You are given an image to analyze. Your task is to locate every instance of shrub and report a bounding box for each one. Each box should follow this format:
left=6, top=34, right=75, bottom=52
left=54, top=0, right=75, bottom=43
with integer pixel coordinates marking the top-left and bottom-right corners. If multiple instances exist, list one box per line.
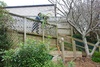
left=73, top=34, right=82, bottom=40
left=0, top=1, right=13, bottom=66
left=3, top=39, right=53, bottom=67
left=68, top=61, right=75, bottom=67
left=64, top=42, right=73, bottom=51
left=92, top=51, right=100, bottom=63
left=43, top=60, right=65, bottom=67
left=73, top=34, right=97, bottom=43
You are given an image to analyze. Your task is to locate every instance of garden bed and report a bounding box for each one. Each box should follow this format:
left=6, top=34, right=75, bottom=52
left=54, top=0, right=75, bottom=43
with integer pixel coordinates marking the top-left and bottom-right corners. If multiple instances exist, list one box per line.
left=65, top=57, right=100, bottom=67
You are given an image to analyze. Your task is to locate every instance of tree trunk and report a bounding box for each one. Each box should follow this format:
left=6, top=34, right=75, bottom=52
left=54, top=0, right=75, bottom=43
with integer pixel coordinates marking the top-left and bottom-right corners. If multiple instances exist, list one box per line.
left=90, top=41, right=100, bottom=56
left=82, top=35, right=90, bottom=57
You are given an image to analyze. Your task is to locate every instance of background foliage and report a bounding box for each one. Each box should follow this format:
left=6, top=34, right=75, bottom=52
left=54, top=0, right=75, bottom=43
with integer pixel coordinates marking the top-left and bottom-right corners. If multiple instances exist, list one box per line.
left=3, top=39, right=54, bottom=67
left=0, top=1, right=13, bottom=66
left=92, top=51, right=100, bottom=63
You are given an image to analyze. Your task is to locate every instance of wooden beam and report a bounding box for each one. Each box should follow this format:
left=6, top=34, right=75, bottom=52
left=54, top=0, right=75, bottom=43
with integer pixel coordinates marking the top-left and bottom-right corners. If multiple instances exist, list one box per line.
left=9, top=12, right=57, bottom=27
left=66, top=36, right=99, bottom=47
left=7, top=29, right=57, bottom=39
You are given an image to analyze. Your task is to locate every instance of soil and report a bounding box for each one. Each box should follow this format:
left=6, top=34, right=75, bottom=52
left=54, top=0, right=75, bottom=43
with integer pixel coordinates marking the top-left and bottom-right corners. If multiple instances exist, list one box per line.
left=65, top=57, right=100, bottom=67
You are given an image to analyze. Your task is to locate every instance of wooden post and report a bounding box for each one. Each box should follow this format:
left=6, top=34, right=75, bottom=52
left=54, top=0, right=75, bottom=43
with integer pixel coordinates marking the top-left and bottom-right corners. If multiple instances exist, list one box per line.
left=99, top=46, right=100, bottom=52
left=71, top=26, right=77, bottom=58
left=42, top=20, right=45, bottom=42
left=71, top=26, right=73, bottom=37
left=56, top=25, right=58, bottom=45
left=72, top=40, right=77, bottom=58
left=42, top=26, right=44, bottom=42
left=61, top=37, right=65, bottom=63
left=54, top=3, right=57, bottom=17
left=24, top=17, right=26, bottom=45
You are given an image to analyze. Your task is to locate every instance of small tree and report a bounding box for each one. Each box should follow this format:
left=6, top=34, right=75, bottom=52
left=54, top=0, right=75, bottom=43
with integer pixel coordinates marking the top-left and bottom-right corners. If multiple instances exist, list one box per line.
left=48, top=0, right=100, bottom=57
left=0, top=1, right=12, bottom=66
left=0, top=1, right=12, bottom=50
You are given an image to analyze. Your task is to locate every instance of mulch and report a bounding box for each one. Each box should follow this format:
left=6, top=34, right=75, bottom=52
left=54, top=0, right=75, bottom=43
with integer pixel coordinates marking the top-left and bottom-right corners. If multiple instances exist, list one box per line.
left=65, top=57, right=100, bottom=67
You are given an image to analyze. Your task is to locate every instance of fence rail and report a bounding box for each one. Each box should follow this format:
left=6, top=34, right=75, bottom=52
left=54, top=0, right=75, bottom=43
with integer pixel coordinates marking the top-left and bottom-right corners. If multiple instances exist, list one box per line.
left=1, top=12, right=58, bottom=46
left=66, top=36, right=100, bottom=52
left=10, top=13, right=57, bottom=37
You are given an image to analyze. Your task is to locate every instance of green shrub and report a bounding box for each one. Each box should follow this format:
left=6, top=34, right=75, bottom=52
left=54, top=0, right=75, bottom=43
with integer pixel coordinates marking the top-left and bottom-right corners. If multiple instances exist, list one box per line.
left=64, top=42, right=73, bottom=51
left=43, top=60, right=65, bottom=67
left=68, top=61, right=75, bottom=67
left=73, top=34, right=82, bottom=40
left=0, top=1, right=13, bottom=66
left=92, top=52, right=100, bottom=63
left=73, top=34, right=97, bottom=43
left=3, top=39, right=53, bottom=67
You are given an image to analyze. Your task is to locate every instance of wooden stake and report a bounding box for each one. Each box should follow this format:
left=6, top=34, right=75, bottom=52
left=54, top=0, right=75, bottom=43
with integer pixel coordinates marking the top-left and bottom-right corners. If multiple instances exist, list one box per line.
left=99, top=46, right=100, bottom=52
left=24, top=17, right=26, bottom=45
left=61, top=37, right=65, bottom=63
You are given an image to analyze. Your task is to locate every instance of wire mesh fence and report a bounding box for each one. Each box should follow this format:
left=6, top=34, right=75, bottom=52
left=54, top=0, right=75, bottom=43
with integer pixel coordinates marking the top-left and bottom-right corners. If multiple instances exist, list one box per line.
left=3, top=13, right=57, bottom=46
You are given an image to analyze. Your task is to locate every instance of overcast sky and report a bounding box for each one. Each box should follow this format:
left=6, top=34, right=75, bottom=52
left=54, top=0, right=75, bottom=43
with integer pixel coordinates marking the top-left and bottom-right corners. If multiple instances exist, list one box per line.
left=1, top=0, right=51, bottom=6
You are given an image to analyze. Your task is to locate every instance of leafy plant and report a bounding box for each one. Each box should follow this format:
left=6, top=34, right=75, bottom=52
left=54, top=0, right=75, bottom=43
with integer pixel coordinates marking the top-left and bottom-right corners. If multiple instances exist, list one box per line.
left=64, top=42, right=73, bottom=51
left=92, top=51, right=100, bottom=63
left=73, top=34, right=97, bottom=44
left=0, top=1, right=13, bottom=66
left=73, top=34, right=82, bottom=40
left=68, top=61, right=75, bottom=67
left=0, top=1, right=10, bottom=50
left=3, top=39, right=53, bottom=67
left=43, top=59, right=65, bottom=67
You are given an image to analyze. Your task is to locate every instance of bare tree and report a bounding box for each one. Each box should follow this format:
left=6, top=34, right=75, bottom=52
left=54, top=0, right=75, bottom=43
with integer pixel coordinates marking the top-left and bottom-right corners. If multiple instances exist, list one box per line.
left=48, top=0, right=74, bottom=17
left=48, top=0, right=100, bottom=57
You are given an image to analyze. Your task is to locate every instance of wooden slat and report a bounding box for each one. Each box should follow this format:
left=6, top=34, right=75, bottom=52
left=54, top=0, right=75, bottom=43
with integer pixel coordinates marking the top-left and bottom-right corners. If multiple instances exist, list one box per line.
left=76, top=45, right=85, bottom=49
left=66, top=36, right=99, bottom=47
left=7, top=29, right=57, bottom=39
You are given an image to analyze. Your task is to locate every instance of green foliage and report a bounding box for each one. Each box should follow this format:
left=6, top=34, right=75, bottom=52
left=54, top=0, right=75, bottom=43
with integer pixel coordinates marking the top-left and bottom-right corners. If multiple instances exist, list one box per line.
left=68, top=61, right=75, bottom=67
left=92, top=51, right=100, bottom=63
left=43, top=60, right=65, bottom=67
left=73, top=34, right=82, bottom=40
left=41, top=13, right=49, bottom=28
left=0, top=1, right=12, bottom=66
left=0, top=1, right=12, bottom=50
left=64, top=42, right=73, bottom=51
left=3, top=39, right=53, bottom=67
left=0, top=1, right=7, bottom=7
left=2, top=49, right=14, bottom=67
left=73, top=34, right=97, bottom=43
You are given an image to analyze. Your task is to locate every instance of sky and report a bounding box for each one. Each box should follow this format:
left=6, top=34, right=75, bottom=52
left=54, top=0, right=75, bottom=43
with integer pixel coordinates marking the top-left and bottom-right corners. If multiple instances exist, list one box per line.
left=1, top=0, right=51, bottom=6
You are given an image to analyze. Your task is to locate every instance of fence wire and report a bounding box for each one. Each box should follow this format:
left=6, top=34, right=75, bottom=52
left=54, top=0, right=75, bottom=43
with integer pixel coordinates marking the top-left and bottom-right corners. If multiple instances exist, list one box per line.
left=3, top=13, right=57, bottom=46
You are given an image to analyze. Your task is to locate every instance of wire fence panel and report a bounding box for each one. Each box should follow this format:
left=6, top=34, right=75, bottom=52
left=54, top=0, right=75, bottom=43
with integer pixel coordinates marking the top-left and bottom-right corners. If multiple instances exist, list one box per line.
left=9, top=13, right=57, bottom=36
left=44, top=24, right=57, bottom=37
left=0, top=19, right=20, bottom=49
left=4, top=13, right=57, bottom=46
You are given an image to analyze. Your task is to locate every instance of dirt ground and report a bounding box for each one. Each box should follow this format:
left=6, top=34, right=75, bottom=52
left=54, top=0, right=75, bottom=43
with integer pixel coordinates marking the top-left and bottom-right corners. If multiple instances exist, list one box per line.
left=65, top=57, right=100, bottom=67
